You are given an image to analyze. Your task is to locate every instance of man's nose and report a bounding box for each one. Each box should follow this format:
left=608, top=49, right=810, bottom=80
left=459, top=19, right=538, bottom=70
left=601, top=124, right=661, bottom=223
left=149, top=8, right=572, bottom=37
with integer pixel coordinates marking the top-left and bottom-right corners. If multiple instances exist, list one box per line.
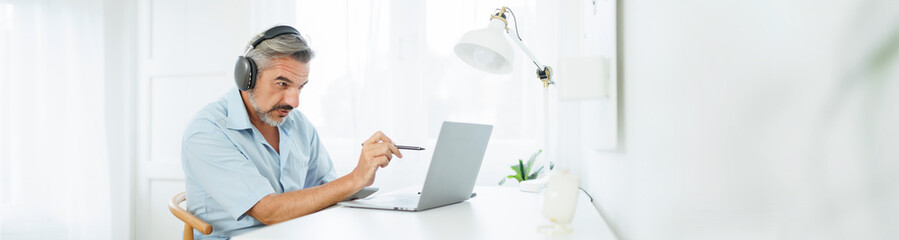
left=284, top=89, right=300, bottom=108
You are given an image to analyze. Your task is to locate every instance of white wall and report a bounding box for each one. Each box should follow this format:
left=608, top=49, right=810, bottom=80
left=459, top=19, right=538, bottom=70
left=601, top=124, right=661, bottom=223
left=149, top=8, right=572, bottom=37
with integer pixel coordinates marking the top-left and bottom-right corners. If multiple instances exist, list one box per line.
left=574, top=0, right=899, bottom=239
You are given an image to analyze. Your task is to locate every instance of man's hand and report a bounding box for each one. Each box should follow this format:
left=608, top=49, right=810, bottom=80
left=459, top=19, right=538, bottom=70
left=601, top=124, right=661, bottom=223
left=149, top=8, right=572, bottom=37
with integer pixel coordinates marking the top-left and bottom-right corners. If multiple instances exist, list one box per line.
left=352, top=131, right=403, bottom=187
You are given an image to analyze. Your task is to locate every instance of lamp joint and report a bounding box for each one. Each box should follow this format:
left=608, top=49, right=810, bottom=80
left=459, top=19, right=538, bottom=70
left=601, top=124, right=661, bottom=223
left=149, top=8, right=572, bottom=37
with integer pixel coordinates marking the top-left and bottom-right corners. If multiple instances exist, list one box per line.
left=538, top=66, right=554, bottom=88
left=491, top=6, right=510, bottom=31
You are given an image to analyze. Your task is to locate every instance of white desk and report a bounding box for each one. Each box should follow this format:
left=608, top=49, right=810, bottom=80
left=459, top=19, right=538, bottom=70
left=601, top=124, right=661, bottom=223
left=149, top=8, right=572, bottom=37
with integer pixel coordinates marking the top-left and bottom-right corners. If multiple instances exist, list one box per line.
left=233, top=186, right=617, bottom=240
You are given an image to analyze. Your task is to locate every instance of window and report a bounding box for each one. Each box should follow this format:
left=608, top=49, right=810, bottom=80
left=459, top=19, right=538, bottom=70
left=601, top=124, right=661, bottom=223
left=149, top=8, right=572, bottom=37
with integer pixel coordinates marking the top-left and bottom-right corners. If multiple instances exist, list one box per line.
left=294, top=0, right=548, bottom=189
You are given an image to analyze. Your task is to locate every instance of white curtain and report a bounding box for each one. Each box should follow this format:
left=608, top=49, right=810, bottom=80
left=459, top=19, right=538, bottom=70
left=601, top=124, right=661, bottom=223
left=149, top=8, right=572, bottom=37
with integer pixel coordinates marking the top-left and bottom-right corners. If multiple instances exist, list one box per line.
left=293, top=0, right=550, bottom=190
left=0, top=0, right=112, bottom=239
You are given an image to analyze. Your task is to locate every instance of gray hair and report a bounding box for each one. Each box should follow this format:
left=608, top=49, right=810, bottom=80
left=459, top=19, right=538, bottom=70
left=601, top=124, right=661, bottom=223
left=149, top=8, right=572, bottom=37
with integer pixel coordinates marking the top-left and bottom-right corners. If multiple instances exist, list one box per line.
left=246, top=33, right=314, bottom=72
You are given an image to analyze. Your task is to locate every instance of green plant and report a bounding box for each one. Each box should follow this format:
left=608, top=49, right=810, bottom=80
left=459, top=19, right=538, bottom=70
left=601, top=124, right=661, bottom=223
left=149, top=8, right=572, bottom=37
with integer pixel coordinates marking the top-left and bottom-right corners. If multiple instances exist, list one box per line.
left=498, top=149, right=553, bottom=185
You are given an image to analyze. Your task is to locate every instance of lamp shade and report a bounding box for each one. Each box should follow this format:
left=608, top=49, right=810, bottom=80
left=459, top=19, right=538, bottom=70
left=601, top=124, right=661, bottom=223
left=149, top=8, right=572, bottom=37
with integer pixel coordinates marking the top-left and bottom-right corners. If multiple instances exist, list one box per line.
left=454, top=18, right=515, bottom=74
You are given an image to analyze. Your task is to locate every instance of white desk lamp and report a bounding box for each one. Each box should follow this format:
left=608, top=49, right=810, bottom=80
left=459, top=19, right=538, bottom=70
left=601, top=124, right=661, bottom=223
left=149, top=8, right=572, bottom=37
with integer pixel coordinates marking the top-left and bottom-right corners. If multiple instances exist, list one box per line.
left=454, top=6, right=553, bottom=88
left=455, top=6, right=556, bottom=179
left=454, top=6, right=580, bottom=235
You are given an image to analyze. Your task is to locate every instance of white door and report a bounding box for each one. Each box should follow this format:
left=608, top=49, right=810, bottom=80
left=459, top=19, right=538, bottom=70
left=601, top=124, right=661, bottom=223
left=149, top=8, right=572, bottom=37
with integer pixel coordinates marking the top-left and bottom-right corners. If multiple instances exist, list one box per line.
left=134, top=0, right=294, bottom=239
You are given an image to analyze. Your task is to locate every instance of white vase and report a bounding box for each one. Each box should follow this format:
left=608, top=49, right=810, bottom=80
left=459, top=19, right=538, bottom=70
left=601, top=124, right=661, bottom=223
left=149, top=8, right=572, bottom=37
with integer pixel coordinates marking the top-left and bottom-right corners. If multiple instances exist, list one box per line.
left=539, top=171, right=580, bottom=235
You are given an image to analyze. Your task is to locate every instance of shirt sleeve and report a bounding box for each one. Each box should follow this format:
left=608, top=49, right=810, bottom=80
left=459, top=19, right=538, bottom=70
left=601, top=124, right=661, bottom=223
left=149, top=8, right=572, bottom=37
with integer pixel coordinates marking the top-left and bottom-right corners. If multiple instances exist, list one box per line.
left=305, top=124, right=337, bottom=187
left=182, top=124, right=275, bottom=221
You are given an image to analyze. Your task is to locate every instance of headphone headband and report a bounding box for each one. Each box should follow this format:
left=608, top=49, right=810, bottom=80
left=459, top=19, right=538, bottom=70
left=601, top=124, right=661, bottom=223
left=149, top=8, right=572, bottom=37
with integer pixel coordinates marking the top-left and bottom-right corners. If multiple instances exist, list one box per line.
left=250, top=25, right=301, bottom=49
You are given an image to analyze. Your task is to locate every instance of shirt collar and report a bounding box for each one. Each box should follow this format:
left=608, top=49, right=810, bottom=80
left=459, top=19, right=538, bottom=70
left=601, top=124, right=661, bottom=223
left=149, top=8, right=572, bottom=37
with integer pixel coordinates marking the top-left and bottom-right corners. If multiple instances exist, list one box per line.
left=226, top=88, right=253, bottom=130
left=225, top=87, right=296, bottom=131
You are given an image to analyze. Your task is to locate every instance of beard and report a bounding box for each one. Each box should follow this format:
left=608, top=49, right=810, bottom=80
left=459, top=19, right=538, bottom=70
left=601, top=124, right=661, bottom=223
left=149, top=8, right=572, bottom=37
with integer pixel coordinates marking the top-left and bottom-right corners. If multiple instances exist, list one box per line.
left=247, top=90, right=294, bottom=127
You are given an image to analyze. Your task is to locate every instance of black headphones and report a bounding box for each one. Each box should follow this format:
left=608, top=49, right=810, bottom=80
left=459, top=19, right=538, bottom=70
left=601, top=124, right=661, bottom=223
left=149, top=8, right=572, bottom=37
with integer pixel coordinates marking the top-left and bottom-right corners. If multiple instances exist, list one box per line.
left=234, top=25, right=302, bottom=91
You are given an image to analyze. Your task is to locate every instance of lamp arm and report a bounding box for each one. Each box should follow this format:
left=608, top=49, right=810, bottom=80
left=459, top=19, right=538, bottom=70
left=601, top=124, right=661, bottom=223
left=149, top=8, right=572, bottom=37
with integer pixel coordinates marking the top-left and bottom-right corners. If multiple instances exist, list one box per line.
left=507, top=29, right=555, bottom=88
left=493, top=6, right=554, bottom=88
left=507, top=28, right=544, bottom=70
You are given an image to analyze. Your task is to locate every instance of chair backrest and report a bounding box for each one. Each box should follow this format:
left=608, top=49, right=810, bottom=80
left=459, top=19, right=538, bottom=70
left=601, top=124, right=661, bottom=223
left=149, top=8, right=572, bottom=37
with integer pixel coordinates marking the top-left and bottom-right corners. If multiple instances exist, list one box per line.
left=169, top=192, right=213, bottom=240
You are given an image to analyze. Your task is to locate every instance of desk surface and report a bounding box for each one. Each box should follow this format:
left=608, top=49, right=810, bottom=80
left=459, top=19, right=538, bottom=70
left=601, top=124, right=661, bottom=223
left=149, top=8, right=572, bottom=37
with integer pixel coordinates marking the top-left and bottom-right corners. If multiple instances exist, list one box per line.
left=233, top=186, right=617, bottom=240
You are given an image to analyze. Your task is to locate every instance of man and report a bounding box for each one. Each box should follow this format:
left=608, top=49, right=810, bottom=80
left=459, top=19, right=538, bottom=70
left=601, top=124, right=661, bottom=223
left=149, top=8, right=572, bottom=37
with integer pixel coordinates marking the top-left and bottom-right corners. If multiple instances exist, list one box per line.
left=181, top=26, right=401, bottom=239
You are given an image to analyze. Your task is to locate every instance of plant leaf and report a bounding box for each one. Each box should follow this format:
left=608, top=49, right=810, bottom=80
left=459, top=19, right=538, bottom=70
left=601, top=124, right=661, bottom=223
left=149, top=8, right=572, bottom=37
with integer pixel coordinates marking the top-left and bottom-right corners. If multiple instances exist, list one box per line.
left=509, top=164, right=523, bottom=179
left=526, top=150, right=542, bottom=167
left=507, top=174, right=523, bottom=182
left=549, top=161, right=555, bottom=170
left=518, top=160, right=527, bottom=182
left=529, top=149, right=543, bottom=162
left=498, top=177, right=506, bottom=185
left=527, top=166, right=544, bottom=180
left=525, top=149, right=542, bottom=175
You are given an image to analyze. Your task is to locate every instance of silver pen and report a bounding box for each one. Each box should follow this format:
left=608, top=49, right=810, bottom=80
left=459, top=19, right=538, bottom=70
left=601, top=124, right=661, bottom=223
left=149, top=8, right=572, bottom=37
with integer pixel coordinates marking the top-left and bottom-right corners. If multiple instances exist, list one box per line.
left=360, top=143, right=425, bottom=151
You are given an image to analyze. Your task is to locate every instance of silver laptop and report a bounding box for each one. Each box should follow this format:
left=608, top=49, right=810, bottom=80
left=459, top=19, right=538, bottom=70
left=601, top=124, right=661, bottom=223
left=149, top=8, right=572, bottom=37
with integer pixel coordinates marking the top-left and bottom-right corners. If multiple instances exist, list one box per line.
left=338, top=121, right=493, bottom=211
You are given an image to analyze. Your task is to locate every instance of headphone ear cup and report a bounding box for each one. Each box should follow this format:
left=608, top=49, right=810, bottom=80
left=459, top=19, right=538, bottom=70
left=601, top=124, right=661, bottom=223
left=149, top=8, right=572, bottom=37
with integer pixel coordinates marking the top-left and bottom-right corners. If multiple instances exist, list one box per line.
left=234, top=56, right=256, bottom=91
left=246, top=57, right=257, bottom=90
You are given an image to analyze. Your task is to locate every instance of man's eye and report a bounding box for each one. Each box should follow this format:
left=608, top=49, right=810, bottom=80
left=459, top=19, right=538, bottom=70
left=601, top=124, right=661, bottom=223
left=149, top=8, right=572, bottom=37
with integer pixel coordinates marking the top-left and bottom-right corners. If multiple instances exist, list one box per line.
left=277, top=82, right=288, bottom=87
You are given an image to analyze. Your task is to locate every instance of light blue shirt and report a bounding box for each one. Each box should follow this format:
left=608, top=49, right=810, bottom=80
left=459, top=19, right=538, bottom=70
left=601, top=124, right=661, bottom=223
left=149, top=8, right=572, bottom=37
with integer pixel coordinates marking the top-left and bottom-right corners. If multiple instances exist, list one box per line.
left=181, top=88, right=337, bottom=239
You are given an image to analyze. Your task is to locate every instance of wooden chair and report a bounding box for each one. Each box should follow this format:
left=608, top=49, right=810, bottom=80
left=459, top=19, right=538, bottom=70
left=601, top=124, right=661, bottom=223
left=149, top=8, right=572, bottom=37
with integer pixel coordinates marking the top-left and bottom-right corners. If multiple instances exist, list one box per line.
left=169, top=192, right=213, bottom=240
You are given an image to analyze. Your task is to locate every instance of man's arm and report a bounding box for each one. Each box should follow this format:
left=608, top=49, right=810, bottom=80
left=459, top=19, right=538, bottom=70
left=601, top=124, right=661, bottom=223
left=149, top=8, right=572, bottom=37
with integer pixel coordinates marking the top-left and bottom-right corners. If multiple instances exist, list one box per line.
left=246, top=172, right=361, bottom=225
left=246, top=131, right=402, bottom=225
